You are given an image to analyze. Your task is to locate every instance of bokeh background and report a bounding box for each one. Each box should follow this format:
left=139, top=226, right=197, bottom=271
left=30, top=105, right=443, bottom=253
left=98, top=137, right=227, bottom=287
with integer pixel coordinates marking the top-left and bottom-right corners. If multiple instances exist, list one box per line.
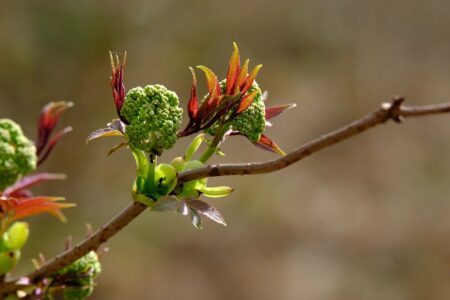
left=1, top=1, right=450, bottom=299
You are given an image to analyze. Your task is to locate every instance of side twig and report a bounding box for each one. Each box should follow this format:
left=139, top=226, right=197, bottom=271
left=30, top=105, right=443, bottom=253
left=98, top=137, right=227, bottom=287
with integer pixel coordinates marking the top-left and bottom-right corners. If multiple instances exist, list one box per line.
left=2, top=97, right=450, bottom=295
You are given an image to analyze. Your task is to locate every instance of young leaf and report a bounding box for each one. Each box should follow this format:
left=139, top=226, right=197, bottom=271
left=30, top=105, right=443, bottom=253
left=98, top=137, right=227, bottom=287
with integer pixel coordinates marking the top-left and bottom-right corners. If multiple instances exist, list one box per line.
left=188, top=200, right=227, bottom=227
left=176, top=201, right=189, bottom=216
left=86, top=127, right=124, bottom=144
left=253, top=134, right=286, bottom=156
left=235, top=59, right=249, bottom=93
left=265, top=103, right=297, bottom=120
left=152, top=196, right=179, bottom=212
left=226, top=42, right=241, bottom=95
left=237, top=90, right=259, bottom=114
left=3, top=173, right=66, bottom=197
left=187, top=67, right=199, bottom=120
left=185, top=134, right=204, bottom=161
left=241, top=64, right=262, bottom=95
left=189, top=208, right=203, bottom=229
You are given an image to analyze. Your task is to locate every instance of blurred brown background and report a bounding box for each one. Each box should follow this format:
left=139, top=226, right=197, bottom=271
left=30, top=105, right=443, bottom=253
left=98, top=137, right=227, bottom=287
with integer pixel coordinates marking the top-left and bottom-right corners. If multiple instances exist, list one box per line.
left=1, top=1, right=450, bottom=299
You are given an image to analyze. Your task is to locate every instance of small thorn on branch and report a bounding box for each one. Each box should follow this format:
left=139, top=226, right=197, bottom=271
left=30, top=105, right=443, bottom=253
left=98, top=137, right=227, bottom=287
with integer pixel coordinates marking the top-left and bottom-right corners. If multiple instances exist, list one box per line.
left=381, top=96, right=404, bottom=123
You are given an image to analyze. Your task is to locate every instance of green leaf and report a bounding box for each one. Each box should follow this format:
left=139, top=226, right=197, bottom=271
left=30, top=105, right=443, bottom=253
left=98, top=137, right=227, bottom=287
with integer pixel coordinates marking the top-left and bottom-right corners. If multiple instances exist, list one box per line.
left=185, top=134, right=205, bottom=161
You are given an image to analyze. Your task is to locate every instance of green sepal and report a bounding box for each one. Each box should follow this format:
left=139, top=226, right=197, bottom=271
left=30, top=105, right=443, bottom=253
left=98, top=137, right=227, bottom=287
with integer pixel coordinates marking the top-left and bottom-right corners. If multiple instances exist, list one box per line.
left=170, top=156, right=186, bottom=172
left=0, top=249, right=21, bottom=275
left=199, top=186, right=234, bottom=198
left=132, top=178, right=154, bottom=206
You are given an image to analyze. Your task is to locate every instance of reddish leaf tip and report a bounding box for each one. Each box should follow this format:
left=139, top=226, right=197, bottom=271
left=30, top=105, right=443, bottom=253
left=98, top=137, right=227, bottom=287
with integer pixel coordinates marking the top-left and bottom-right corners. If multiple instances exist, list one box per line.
left=196, top=65, right=220, bottom=97
left=237, top=90, right=259, bottom=114
left=254, top=134, right=286, bottom=156
left=265, top=103, right=297, bottom=120
left=226, top=42, right=241, bottom=95
left=241, top=64, right=263, bottom=95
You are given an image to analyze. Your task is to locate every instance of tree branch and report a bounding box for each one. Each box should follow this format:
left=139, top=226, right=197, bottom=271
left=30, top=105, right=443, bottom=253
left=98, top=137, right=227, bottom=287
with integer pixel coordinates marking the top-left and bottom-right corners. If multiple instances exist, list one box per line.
left=178, top=97, right=450, bottom=181
left=3, top=97, right=450, bottom=295
left=2, top=201, right=147, bottom=294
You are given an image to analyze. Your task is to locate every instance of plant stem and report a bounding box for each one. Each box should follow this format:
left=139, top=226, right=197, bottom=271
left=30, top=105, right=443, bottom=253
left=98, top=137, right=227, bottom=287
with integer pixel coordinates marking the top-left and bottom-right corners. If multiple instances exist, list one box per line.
left=199, top=123, right=229, bottom=163
left=144, top=154, right=157, bottom=193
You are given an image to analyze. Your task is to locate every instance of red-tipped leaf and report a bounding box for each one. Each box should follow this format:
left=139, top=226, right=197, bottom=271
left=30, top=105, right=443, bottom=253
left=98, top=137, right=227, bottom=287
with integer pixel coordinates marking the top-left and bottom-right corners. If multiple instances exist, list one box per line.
left=241, top=64, right=262, bottom=95
left=253, top=134, right=286, bottom=156
left=226, top=42, right=240, bottom=95
left=3, top=173, right=66, bottom=197
left=37, top=126, right=73, bottom=166
left=86, top=126, right=124, bottom=144
left=110, top=51, right=127, bottom=122
left=237, top=90, right=259, bottom=114
left=36, top=101, right=73, bottom=156
left=235, top=59, right=249, bottom=94
left=0, top=196, right=75, bottom=223
left=188, top=67, right=199, bottom=119
left=197, top=65, right=221, bottom=100
left=265, top=103, right=297, bottom=120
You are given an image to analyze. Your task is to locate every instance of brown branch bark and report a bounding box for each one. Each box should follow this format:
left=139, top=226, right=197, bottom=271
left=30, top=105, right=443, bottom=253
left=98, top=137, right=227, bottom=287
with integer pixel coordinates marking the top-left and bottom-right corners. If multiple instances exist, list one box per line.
left=178, top=98, right=450, bottom=181
left=2, top=97, right=450, bottom=295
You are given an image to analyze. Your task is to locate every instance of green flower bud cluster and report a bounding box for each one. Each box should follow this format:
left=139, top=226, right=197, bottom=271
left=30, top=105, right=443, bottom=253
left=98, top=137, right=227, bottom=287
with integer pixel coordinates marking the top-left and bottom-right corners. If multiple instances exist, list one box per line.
left=230, top=82, right=265, bottom=141
left=204, top=81, right=266, bottom=141
left=120, top=85, right=183, bottom=155
left=0, top=119, right=37, bottom=191
left=55, top=251, right=102, bottom=300
left=0, top=222, right=30, bottom=275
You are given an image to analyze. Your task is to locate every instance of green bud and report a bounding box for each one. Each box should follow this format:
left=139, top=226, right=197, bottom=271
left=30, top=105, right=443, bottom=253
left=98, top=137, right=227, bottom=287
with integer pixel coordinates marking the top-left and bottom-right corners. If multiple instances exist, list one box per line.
left=0, top=250, right=20, bottom=275
left=170, top=156, right=186, bottom=172
left=4, top=222, right=29, bottom=250
left=153, top=164, right=178, bottom=198
left=132, top=177, right=153, bottom=206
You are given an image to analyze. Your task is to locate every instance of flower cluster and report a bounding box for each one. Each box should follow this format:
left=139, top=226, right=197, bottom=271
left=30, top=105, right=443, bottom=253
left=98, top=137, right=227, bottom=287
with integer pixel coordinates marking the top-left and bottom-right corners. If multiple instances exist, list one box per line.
left=0, top=102, right=74, bottom=276
left=179, top=43, right=295, bottom=156
left=0, top=119, right=37, bottom=191
left=89, top=43, right=295, bottom=229
left=121, top=85, right=183, bottom=155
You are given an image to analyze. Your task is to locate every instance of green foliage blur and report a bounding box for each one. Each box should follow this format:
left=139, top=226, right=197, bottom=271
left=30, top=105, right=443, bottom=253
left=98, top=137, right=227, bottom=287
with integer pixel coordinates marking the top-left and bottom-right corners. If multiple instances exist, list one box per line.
left=1, top=1, right=450, bottom=299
